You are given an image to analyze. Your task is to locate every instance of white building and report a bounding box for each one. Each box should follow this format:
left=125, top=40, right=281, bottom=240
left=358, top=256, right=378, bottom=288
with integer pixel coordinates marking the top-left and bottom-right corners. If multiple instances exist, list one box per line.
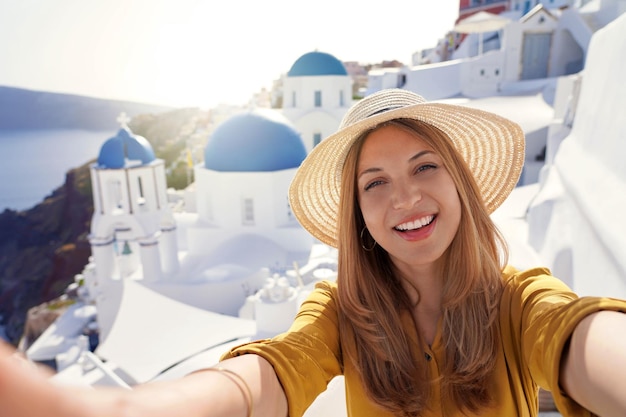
left=281, top=50, right=353, bottom=152
left=90, top=108, right=319, bottom=334
left=88, top=125, right=179, bottom=338
left=513, top=10, right=626, bottom=297
left=368, top=2, right=625, bottom=99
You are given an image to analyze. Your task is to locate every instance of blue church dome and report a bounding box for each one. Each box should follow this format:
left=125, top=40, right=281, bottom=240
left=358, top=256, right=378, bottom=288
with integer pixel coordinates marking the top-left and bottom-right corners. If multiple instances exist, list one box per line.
left=287, top=51, right=348, bottom=77
left=204, top=109, right=307, bottom=172
left=97, top=127, right=156, bottom=169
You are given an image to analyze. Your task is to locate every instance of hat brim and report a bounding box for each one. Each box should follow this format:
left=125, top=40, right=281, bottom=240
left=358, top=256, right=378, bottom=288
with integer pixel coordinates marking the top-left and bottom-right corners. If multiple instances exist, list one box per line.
left=289, top=101, right=525, bottom=248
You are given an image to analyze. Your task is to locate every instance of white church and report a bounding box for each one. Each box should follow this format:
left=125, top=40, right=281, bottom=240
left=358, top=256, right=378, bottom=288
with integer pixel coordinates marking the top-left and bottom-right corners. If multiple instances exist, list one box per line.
left=281, top=51, right=353, bottom=152
left=73, top=50, right=351, bottom=346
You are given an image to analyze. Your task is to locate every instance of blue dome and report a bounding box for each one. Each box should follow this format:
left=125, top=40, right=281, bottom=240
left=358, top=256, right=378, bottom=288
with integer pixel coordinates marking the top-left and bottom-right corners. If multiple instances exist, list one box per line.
left=287, top=51, right=347, bottom=77
left=204, top=109, right=306, bottom=172
left=97, top=127, right=155, bottom=168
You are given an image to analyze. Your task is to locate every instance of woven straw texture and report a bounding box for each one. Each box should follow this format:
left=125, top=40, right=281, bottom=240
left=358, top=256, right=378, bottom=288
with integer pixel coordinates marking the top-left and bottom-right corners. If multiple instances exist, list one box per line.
left=289, top=89, right=525, bottom=247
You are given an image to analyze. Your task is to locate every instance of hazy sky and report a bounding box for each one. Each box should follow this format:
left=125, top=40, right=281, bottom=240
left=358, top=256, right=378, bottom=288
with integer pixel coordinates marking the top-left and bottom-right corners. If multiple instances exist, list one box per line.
left=1, top=0, right=460, bottom=108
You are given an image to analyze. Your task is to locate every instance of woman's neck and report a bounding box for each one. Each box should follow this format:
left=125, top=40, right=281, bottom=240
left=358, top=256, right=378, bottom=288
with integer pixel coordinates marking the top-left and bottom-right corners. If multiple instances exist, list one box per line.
left=396, top=262, right=443, bottom=310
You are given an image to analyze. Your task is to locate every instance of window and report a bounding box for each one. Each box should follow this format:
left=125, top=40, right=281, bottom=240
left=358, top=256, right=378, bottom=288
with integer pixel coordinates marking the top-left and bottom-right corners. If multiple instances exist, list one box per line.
left=242, top=198, right=255, bottom=225
left=339, top=90, right=345, bottom=107
left=313, top=133, right=322, bottom=147
left=523, top=0, right=531, bottom=14
left=137, top=177, right=146, bottom=206
left=286, top=197, right=294, bottom=220
left=314, top=90, right=322, bottom=107
left=398, top=74, right=407, bottom=88
left=111, top=179, right=123, bottom=210
left=292, top=91, right=296, bottom=107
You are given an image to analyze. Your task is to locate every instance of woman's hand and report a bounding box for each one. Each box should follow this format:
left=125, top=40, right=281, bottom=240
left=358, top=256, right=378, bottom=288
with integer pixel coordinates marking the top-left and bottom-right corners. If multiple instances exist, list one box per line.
left=0, top=341, right=84, bottom=417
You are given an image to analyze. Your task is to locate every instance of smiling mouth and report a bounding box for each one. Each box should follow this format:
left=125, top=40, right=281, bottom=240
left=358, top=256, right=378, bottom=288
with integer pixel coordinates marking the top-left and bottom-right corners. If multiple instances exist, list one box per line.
left=394, top=215, right=435, bottom=232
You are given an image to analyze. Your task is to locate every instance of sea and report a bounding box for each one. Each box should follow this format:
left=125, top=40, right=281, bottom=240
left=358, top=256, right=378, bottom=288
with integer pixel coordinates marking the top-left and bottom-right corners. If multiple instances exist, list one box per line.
left=0, top=129, right=114, bottom=212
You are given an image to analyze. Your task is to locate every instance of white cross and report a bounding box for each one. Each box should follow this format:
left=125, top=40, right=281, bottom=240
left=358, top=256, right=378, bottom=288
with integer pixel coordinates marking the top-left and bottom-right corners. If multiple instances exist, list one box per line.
left=116, top=112, right=131, bottom=128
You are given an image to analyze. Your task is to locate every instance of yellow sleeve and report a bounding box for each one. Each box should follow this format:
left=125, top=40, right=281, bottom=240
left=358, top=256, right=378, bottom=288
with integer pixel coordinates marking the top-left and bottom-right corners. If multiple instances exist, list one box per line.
left=220, top=280, right=343, bottom=417
left=500, top=266, right=626, bottom=417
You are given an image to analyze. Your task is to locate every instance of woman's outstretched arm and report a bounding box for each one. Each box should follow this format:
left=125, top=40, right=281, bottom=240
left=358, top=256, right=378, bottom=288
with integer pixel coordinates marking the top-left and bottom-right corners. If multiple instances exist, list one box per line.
left=0, top=341, right=288, bottom=417
left=560, top=310, right=626, bottom=417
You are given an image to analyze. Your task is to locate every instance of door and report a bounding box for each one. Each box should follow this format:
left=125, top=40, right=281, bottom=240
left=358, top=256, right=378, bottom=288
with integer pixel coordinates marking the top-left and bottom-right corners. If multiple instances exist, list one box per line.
left=520, top=32, right=551, bottom=80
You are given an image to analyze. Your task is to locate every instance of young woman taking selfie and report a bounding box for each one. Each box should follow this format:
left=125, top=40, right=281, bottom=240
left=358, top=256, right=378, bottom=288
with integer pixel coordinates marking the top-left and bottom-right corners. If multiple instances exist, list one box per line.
left=2, top=88, right=626, bottom=417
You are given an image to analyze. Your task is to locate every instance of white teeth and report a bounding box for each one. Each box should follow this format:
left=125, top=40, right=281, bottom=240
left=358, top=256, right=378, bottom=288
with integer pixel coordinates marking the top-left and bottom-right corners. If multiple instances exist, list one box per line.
left=395, top=215, right=434, bottom=231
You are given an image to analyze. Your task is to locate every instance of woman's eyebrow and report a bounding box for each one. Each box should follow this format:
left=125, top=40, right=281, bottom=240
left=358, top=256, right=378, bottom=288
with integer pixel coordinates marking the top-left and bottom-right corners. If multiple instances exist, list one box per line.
left=357, top=166, right=382, bottom=181
left=408, top=150, right=434, bottom=163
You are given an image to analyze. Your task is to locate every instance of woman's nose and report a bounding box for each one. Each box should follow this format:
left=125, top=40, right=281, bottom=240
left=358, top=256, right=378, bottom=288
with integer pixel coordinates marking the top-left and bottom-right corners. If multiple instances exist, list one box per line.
left=391, top=181, right=422, bottom=209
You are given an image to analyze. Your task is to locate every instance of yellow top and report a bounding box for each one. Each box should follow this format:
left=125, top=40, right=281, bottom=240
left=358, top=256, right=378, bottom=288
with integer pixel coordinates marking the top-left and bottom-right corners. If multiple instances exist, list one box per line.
left=222, top=266, right=626, bottom=416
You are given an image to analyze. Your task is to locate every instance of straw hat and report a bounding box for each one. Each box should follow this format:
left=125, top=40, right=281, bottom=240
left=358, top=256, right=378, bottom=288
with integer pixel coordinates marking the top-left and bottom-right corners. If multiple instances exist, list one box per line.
left=288, top=88, right=525, bottom=248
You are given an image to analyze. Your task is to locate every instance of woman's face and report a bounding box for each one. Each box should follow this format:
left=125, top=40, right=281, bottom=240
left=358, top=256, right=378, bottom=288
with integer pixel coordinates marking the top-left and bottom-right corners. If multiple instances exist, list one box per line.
left=356, top=124, right=462, bottom=274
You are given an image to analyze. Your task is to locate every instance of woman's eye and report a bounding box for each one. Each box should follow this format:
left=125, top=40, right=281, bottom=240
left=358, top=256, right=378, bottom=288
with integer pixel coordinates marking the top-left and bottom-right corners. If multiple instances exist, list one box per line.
left=364, top=180, right=384, bottom=191
left=416, top=163, right=437, bottom=173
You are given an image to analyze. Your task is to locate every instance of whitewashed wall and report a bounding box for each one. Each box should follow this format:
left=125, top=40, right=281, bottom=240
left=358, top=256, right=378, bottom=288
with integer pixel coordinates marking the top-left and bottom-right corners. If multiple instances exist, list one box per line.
left=527, top=12, right=626, bottom=296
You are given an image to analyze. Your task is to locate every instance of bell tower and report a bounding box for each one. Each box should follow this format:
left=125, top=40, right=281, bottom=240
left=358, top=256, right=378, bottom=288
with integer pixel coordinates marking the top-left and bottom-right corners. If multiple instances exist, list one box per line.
left=88, top=114, right=179, bottom=336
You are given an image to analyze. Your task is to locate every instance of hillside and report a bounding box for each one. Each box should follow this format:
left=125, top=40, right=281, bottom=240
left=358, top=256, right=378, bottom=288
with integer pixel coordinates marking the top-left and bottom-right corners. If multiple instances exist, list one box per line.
left=0, top=86, right=173, bottom=131
left=0, top=161, right=94, bottom=344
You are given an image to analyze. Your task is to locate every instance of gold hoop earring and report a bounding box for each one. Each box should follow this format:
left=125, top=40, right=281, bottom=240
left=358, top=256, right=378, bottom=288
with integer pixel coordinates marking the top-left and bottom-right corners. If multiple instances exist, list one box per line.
left=360, top=226, right=377, bottom=251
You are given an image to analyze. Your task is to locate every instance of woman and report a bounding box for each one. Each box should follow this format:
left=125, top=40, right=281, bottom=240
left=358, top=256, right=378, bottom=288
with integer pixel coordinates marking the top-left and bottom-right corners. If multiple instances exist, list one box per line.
left=1, top=88, right=626, bottom=417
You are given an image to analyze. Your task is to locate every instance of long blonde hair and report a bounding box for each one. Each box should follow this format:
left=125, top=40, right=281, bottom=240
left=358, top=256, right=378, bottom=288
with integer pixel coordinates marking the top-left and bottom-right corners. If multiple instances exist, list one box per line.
left=336, top=119, right=507, bottom=416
